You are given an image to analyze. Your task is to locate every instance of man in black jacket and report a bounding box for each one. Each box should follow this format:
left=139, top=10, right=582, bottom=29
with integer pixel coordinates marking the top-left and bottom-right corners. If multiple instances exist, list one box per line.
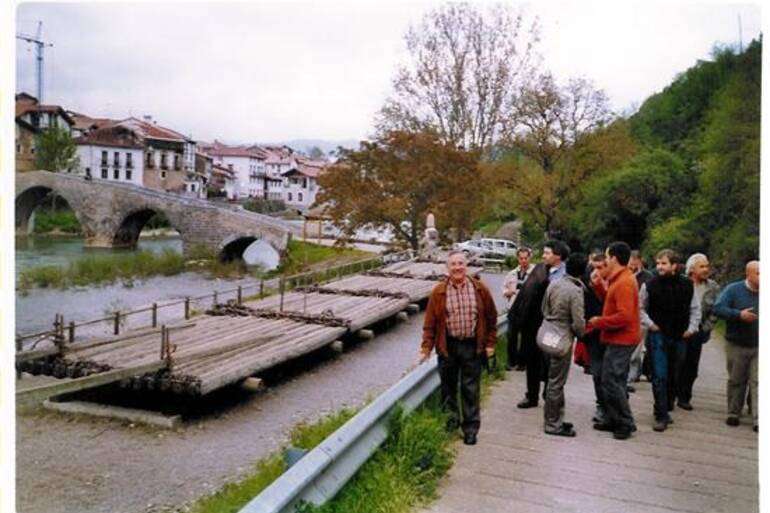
left=640, top=249, right=701, bottom=432
left=511, top=262, right=552, bottom=408
left=583, top=250, right=608, bottom=423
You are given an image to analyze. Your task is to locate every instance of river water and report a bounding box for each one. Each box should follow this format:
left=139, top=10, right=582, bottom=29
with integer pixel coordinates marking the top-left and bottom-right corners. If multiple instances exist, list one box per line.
left=15, top=235, right=257, bottom=339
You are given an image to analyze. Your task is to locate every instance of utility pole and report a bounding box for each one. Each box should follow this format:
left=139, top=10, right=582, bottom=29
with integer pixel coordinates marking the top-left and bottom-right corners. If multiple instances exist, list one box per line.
left=16, top=21, right=53, bottom=102
left=738, top=14, right=743, bottom=53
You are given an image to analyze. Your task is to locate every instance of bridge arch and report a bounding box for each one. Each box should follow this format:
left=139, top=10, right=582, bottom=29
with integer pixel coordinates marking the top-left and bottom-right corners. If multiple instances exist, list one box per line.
left=112, top=207, right=184, bottom=249
left=15, top=185, right=84, bottom=234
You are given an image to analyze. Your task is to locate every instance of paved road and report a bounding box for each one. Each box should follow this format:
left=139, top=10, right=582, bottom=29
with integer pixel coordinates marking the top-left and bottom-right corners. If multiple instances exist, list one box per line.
left=17, top=273, right=506, bottom=513
left=423, top=331, right=758, bottom=513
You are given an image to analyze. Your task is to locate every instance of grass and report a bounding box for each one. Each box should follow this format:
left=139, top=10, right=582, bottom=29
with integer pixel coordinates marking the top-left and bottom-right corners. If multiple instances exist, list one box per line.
left=185, top=334, right=509, bottom=513
left=188, top=408, right=358, bottom=513
left=274, top=240, right=370, bottom=277
left=18, top=249, right=187, bottom=291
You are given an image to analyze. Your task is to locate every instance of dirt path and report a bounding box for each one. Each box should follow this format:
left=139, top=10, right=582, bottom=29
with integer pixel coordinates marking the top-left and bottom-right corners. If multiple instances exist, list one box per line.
left=16, top=273, right=505, bottom=513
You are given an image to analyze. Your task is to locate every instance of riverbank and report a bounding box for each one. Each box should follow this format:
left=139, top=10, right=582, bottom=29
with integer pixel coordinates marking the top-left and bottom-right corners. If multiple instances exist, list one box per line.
left=17, top=239, right=369, bottom=293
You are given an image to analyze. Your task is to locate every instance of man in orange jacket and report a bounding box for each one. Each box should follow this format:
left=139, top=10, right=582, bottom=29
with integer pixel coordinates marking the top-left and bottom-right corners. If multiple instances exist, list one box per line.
left=419, top=250, right=498, bottom=445
left=586, top=241, right=640, bottom=440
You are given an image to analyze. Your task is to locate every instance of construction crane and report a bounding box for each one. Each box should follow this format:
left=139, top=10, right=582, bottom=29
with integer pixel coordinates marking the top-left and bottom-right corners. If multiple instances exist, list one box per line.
left=16, top=21, right=53, bottom=102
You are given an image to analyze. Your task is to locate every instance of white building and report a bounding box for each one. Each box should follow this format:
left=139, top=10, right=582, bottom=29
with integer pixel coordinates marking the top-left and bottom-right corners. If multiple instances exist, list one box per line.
left=74, top=125, right=145, bottom=186
left=201, top=143, right=268, bottom=200
left=282, top=158, right=325, bottom=211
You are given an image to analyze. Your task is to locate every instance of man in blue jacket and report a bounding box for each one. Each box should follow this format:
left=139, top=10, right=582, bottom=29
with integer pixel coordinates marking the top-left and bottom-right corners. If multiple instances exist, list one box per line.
left=714, top=260, right=759, bottom=431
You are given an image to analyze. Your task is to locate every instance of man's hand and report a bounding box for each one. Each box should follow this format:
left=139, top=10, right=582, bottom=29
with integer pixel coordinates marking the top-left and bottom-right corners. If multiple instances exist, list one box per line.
left=485, top=347, right=495, bottom=358
left=590, top=270, right=602, bottom=286
left=739, top=308, right=758, bottom=323
left=683, top=330, right=695, bottom=339
left=417, top=350, right=431, bottom=365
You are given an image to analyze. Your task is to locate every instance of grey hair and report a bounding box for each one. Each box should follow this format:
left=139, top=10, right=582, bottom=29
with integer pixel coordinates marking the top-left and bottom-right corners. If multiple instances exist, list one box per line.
left=447, top=249, right=468, bottom=260
left=685, top=253, right=708, bottom=275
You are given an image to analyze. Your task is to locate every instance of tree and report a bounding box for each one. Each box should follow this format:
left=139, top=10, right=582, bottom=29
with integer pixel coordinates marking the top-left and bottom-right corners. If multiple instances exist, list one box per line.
left=306, top=146, right=325, bottom=160
left=35, top=126, right=79, bottom=173
left=317, top=130, right=484, bottom=249
left=376, top=3, right=539, bottom=151
left=490, top=77, right=630, bottom=239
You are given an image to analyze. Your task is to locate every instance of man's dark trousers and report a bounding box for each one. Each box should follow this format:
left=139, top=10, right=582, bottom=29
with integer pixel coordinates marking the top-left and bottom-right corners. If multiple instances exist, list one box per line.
left=586, top=332, right=606, bottom=412
left=601, top=344, right=637, bottom=432
left=678, top=330, right=708, bottom=404
left=522, top=324, right=548, bottom=403
left=507, top=322, right=523, bottom=368
left=438, top=337, right=482, bottom=436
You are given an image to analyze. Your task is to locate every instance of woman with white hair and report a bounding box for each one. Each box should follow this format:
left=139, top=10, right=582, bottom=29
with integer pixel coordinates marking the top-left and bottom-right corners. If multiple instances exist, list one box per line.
left=678, top=253, right=721, bottom=410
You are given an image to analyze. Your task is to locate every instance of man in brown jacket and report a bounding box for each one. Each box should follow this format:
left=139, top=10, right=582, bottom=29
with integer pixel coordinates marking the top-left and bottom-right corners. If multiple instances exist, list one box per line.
left=419, top=250, right=498, bottom=445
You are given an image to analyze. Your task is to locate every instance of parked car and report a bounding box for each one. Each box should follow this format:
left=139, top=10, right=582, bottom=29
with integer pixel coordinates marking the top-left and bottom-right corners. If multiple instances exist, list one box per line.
left=480, top=238, right=518, bottom=258
left=454, top=239, right=493, bottom=258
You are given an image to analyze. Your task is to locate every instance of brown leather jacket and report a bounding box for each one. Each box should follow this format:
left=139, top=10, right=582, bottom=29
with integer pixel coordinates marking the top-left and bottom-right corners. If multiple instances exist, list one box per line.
left=421, top=277, right=498, bottom=357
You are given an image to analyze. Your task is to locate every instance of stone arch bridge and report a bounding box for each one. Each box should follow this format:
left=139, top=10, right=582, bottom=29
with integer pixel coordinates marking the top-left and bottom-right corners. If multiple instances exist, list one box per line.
left=16, top=171, right=292, bottom=260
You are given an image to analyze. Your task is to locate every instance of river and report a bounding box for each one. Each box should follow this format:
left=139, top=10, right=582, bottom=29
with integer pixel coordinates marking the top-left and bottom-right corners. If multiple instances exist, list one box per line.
left=15, top=235, right=257, bottom=339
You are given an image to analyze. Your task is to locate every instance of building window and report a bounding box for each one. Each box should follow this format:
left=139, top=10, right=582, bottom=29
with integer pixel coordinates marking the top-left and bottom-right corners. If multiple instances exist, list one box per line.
left=114, top=152, right=120, bottom=167
left=302, top=178, right=308, bottom=188
left=173, top=154, right=180, bottom=170
left=113, top=168, right=119, bottom=180
left=146, top=152, right=153, bottom=168
left=288, top=192, right=292, bottom=201
left=101, top=168, right=108, bottom=179
left=101, top=150, right=108, bottom=166
left=126, top=168, right=132, bottom=180
left=16, top=143, right=21, bottom=153
left=298, top=192, right=303, bottom=202
left=160, top=170, right=167, bottom=179
left=160, top=153, right=168, bottom=169
left=126, top=153, right=133, bottom=168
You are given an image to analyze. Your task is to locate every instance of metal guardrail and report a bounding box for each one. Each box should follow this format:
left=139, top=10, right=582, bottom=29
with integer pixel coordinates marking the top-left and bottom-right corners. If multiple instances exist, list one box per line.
left=239, top=313, right=508, bottom=513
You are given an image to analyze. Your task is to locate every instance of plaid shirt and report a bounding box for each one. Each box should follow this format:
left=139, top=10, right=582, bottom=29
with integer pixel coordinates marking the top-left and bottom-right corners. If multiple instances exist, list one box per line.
left=445, top=277, right=478, bottom=339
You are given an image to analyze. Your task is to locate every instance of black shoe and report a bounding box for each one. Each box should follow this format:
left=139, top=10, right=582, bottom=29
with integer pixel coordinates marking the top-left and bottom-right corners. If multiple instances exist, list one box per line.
left=626, top=385, right=636, bottom=394
left=593, top=422, right=615, bottom=432
left=515, top=364, right=526, bottom=371
left=517, top=398, right=538, bottom=409
left=613, top=429, right=632, bottom=440
left=545, top=425, right=576, bottom=437
left=726, top=416, right=740, bottom=427
left=445, top=418, right=460, bottom=432
left=562, top=421, right=574, bottom=430
left=677, top=401, right=693, bottom=411
left=463, top=433, right=477, bottom=445
left=653, top=419, right=667, bottom=432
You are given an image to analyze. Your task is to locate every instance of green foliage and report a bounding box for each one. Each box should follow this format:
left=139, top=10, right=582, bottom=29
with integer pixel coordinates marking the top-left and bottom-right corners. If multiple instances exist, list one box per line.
left=275, top=240, right=368, bottom=276
left=34, top=126, right=79, bottom=172
left=571, top=148, right=695, bottom=249
left=32, top=209, right=81, bottom=234
left=242, top=198, right=287, bottom=214
left=290, top=408, right=357, bottom=450
left=143, top=211, right=171, bottom=230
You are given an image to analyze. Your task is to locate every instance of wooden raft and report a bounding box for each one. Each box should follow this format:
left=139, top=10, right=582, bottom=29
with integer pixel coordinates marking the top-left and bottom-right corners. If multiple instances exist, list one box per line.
left=373, top=261, right=483, bottom=280
left=319, top=274, right=437, bottom=302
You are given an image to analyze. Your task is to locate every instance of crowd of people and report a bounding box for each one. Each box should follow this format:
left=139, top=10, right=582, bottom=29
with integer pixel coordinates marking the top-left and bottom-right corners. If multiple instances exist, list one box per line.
left=419, top=242, right=759, bottom=445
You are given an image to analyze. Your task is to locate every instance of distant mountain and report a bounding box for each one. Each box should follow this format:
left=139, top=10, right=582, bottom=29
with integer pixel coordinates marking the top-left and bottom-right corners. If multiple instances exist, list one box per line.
left=270, top=139, right=361, bottom=156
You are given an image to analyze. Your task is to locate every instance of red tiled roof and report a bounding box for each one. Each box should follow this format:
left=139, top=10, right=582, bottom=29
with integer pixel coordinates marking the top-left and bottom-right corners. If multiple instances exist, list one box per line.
left=74, top=125, right=144, bottom=149
left=284, top=158, right=327, bottom=178
left=200, top=142, right=265, bottom=159
left=15, top=98, right=75, bottom=126
left=118, top=117, right=192, bottom=143
left=67, top=111, right=116, bottom=131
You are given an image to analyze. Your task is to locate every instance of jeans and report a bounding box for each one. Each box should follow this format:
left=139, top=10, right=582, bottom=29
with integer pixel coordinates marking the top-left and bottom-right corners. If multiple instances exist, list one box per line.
left=438, top=337, right=482, bottom=436
left=678, top=330, right=709, bottom=404
left=601, top=344, right=636, bottom=432
left=649, top=332, right=686, bottom=420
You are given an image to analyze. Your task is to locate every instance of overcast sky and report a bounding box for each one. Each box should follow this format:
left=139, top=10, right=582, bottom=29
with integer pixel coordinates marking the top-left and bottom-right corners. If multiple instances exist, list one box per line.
left=14, top=1, right=762, bottom=144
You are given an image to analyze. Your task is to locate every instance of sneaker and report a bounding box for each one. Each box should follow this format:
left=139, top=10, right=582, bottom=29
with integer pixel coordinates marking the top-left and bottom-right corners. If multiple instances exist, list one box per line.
left=677, top=401, right=693, bottom=411
left=517, top=398, right=538, bottom=409
left=726, top=416, right=740, bottom=427
left=545, top=425, right=576, bottom=437
left=463, top=433, right=477, bottom=445
left=653, top=419, right=668, bottom=432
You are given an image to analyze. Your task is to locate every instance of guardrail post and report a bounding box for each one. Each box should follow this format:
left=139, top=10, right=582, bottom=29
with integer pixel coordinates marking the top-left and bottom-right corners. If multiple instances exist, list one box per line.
left=279, top=276, right=285, bottom=312
left=152, top=303, right=158, bottom=328
left=237, top=286, right=243, bottom=305
left=184, top=297, right=191, bottom=320
left=213, top=291, right=218, bottom=307
left=260, top=279, right=265, bottom=298
left=113, top=311, right=121, bottom=335
left=68, top=321, right=75, bottom=345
